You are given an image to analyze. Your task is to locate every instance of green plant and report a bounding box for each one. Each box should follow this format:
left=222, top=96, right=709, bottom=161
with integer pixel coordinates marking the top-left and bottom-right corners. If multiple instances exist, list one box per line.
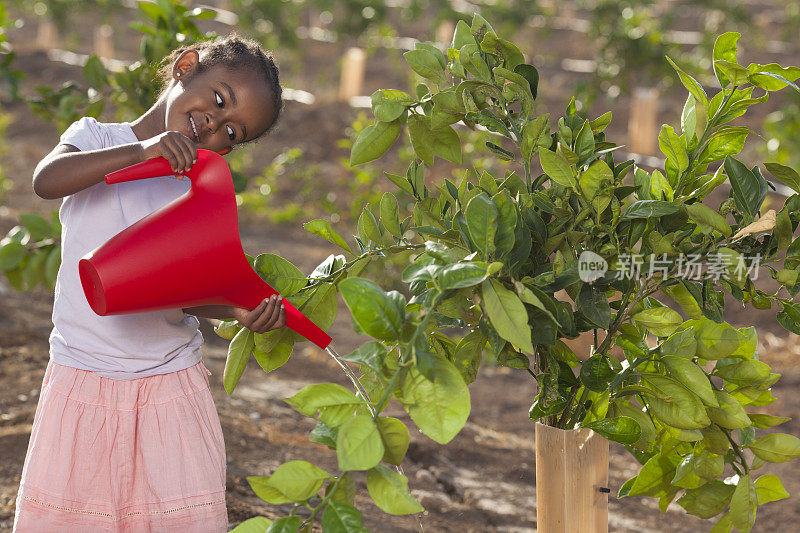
left=0, top=212, right=61, bottom=291
left=0, top=3, right=23, bottom=102
left=220, top=16, right=800, bottom=532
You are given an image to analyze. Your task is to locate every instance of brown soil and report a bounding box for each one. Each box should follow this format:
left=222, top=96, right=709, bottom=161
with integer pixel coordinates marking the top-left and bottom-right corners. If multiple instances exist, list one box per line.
left=2, top=3, right=800, bottom=532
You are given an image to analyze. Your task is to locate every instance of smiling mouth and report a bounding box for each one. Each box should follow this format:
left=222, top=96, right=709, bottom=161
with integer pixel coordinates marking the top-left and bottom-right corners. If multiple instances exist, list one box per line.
left=189, top=114, right=200, bottom=143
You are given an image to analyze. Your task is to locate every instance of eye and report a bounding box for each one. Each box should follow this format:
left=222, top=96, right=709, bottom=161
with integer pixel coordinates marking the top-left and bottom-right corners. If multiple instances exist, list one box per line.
left=226, top=125, right=235, bottom=141
left=215, top=91, right=223, bottom=107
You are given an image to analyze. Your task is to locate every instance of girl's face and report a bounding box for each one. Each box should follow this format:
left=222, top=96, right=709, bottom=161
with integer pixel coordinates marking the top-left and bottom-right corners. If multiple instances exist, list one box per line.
left=164, top=50, right=276, bottom=154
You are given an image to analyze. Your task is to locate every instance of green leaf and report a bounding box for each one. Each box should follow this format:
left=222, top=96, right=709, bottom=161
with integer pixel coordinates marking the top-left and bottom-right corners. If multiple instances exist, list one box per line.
left=357, top=204, right=382, bottom=244
left=339, top=278, right=406, bottom=341
left=400, top=357, right=470, bottom=444
left=580, top=354, right=616, bottom=392
left=620, top=200, right=681, bottom=220
left=82, top=54, right=108, bottom=90
left=350, top=119, right=402, bottom=166
left=380, top=192, right=402, bottom=238
left=579, top=160, right=613, bottom=200
left=438, top=262, right=487, bottom=289
left=538, top=148, right=575, bottom=188
left=223, top=328, right=254, bottom=395
left=284, top=383, right=366, bottom=427
left=0, top=242, right=26, bottom=271
left=706, top=390, right=751, bottom=429
left=465, top=192, right=498, bottom=258
left=659, top=125, right=689, bottom=182
left=521, top=114, right=550, bottom=162
left=698, top=126, right=748, bottom=166
left=754, top=474, right=789, bottom=505
left=641, top=374, right=711, bottom=429
left=19, top=213, right=53, bottom=241
left=661, top=356, right=717, bottom=407
left=481, top=279, right=534, bottom=354
left=729, top=474, right=756, bottom=533
left=765, top=162, right=800, bottom=195
left=576, top=283, right=612, bottom=329
left=713, top=32, right=741, bottom=87
left=366, top=464, right=424, bottom=515
left=376, top=416, right=410, bottom=466
left=336, top=415, right=384, bottom=471
left=685, top=203, right=732, bottom=237
left=748, top=433, right=800, bottom=463
left=339, top=341, right=387, bottom=373
left=253, top=254, right=307, bottom=296
left=404, top=48, right=446, bottom=85
left=666, top=56, right=708, bottom=107
left=408, top=114, right=461, bottom=166
left=214, top=319, right=242, bottom=341
left=492, top=191, right=517, bottom=256
left=628, top=454, right=681, bottom=497
left=725, top=156, right=766, bottom=224
left=266, top=516, right=304, bottom=533
left=371, top=89, right=414, bottom=122
left=677, top=481, right=735, bottom=519
left=44, top=246, right=60, bottom=286
left=747, top=63, right=800, bottom=91
left=257, top=460, right=331, bottom=502
left=230, top=516, right=273, bottom=532
left=748, top=414, right=790, bottom=429
left=304, top=219, right=353, bottom=254
left=584, top=416, right=641, bottom=444
left=321, top=501, right=369, bottom=533
left=632, top=307, right=683, bottom=337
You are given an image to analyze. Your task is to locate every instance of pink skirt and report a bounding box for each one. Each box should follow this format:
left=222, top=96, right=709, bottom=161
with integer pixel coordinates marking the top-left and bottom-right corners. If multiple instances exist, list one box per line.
left=13, top=358, right=228, bottom=532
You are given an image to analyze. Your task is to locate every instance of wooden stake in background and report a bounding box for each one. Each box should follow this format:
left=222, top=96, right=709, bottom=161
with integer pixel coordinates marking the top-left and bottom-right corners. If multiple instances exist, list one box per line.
left=535, top=422, right=609, bottom=533
left=628, top=87, right=660, bottom=156
left=339, top=47, right=366, bottom=102
left=436, top=20, right=455, bottom=47
left=36, top=19, right=59, bottom=51
left=93, top=24, right=114, bottom=60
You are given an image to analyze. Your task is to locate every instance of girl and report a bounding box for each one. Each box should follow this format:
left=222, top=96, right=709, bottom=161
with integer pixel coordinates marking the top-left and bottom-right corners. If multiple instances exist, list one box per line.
left=14, top=34, right=285, bottom=532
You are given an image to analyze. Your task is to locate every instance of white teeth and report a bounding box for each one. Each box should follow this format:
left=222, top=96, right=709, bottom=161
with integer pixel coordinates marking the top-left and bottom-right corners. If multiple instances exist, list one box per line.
left=189, top=115, right=199, bottom=142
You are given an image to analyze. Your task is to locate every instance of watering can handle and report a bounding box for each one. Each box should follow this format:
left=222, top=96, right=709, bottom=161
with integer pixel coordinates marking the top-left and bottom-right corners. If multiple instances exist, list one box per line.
left=106, top=155, right=200, bottom=184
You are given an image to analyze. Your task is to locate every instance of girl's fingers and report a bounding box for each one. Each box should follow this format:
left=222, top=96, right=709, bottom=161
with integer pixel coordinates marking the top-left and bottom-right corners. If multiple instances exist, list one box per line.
left=170, top=136, right=193, bottom=173
left=251, top=295, right=282, bottom=333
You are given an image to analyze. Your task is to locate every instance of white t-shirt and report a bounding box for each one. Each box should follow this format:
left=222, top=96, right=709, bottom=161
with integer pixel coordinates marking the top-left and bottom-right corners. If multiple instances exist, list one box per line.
left=48, top=117, right=204, bottom=379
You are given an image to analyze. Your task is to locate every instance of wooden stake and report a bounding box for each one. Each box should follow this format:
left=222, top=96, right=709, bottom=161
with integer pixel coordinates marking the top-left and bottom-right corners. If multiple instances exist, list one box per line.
left=535, top=422, right=608, bottom=533
left=628, top=87, right=659, bottom=155
left=36, top=19, right=59, bottom=51
left=93, top=24, right=114, bottom=60
left=339, top=47, right=366, bottom=102
left=436, top=20, right=455, bottom=47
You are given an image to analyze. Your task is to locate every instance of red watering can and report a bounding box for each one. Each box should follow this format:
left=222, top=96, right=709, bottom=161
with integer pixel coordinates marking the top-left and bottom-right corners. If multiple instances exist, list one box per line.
left=78, top=149, right=332, bottom=349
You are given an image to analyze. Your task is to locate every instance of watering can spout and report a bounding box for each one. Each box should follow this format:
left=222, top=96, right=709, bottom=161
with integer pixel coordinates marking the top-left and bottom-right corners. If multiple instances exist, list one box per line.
left=81, top=149, right=333, bottom=349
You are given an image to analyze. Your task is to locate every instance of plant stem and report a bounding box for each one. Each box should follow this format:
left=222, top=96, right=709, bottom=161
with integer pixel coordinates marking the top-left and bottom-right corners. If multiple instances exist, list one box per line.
left=300, top=476, right=342, bottom=530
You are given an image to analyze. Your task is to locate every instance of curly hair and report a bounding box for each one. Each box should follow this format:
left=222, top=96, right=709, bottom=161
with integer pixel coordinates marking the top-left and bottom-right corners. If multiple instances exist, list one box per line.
left=157, top=33, right=283, bottom=139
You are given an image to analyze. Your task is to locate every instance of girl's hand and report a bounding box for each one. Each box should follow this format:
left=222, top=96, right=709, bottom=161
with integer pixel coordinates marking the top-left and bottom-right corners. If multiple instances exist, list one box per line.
left=232, top=294, right=286, bottom=334
left=139, top=131, right=198, bottom=174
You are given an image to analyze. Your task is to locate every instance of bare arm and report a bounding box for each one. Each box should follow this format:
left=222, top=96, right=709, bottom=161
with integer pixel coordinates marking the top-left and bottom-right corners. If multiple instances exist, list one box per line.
left=32, top=143, right=148, bottom=200
left=32, top=131, right=200, bottom=200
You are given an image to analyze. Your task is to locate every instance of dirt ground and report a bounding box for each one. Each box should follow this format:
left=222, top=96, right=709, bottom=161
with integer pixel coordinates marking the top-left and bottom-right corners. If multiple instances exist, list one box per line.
left=2, top=3, right=800, bottom=532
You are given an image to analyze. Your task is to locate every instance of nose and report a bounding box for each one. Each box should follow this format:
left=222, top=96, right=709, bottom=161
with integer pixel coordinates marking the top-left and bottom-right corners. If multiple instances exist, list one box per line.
left=204, top=112, right=215, bottom=132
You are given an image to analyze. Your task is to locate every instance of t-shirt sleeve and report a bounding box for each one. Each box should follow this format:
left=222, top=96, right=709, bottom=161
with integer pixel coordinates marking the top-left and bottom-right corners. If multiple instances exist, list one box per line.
left=59, top=116, right=104, bottom=152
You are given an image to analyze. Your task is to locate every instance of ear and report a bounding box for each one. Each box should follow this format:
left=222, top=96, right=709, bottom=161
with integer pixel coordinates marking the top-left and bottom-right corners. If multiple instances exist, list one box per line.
left=172, top=49, right=200, bottom=81
left=217, top=147, right=231, bottom=155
